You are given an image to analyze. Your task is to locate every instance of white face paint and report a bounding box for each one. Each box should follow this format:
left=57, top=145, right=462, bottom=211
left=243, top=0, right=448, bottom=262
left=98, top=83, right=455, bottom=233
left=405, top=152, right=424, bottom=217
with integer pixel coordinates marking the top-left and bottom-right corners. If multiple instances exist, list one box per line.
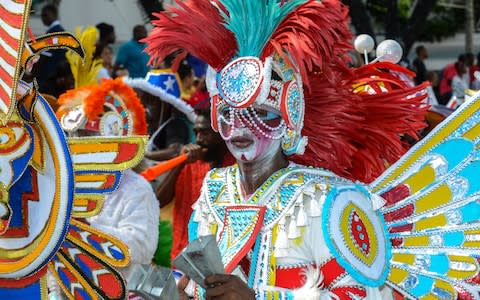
left=225, top=127, right=282, bottom=162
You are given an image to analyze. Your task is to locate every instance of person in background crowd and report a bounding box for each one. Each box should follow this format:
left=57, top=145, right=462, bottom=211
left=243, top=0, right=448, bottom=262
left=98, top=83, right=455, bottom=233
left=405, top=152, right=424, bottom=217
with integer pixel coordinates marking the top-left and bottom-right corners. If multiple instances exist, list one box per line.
left=95, top=43, right=114, bottom=80
left=96, top=22, right=116, bottom=45
left=472, top=55, right=480, bottom=90
left=178, top=61, right=196, bottom=101
left=114, top=25, right=150, bottom=78
left=439, top=54, right=466, bottom=105
left=425, top=71, right=439, bottom=106
left=466, top=52, right=475, bottom=85
left=186, top=54, right=208, bottom=78
left=470, top=52, right=480, bottom=89
left=32, top=4, right=67, bottom=87
left=154, top=110, right=233, bottom=264
left=447, top=61, right=469, bottom=109
left=38, top=60, right=74, bottom=99
left=412, top=45, right=428, bottom=85
left=50, top=79, right=159, bottom=299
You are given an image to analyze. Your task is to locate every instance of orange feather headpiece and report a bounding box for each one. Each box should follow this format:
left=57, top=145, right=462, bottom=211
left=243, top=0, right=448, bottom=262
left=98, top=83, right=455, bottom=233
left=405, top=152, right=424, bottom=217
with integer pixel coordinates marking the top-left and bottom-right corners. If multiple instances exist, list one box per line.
left=56, top=78, right=147, bottom=136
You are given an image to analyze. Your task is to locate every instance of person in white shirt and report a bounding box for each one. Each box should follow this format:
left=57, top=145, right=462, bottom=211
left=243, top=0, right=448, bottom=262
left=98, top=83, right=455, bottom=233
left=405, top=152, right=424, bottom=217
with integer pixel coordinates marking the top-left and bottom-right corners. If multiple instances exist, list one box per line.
left=49, top=78, right=159, bottom=299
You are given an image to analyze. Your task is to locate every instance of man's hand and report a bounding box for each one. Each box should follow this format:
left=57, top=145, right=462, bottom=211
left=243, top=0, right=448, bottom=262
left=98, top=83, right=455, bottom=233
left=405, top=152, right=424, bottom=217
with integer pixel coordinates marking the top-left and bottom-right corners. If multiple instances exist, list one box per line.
left=204, top=274, right=255, bottom=300
left=178, top=276, right=191, bottom=300
left=182, top=144, right=207, bottom=163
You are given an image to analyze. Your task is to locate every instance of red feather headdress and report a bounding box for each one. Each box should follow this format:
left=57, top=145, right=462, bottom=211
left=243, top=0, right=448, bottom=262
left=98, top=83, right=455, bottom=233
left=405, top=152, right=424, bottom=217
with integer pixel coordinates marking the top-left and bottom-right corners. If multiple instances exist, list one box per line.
left=145, top=0, right=427, bottom=183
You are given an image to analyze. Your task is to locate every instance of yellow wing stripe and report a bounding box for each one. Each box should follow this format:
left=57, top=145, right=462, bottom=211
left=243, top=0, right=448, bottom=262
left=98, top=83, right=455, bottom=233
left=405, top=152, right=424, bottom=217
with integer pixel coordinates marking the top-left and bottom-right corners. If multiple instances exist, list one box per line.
left=403, top=165, right=436, bottom=194
left=463, top=123, right=480, bottom=141
left=69, top=142, right=119, bottom=154
left=414, top=184, right=452, bottom=214
left=373, top=100, right=480, bottom=192
left=387, top=267, right=409, bottom=284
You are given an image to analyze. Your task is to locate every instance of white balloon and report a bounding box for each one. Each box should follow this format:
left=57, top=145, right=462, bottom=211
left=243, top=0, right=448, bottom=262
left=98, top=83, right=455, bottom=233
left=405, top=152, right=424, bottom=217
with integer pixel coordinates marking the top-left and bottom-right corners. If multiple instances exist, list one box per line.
left=354, top=34, right=375, bottom=53
left=376, top=40, right=403, bottom=64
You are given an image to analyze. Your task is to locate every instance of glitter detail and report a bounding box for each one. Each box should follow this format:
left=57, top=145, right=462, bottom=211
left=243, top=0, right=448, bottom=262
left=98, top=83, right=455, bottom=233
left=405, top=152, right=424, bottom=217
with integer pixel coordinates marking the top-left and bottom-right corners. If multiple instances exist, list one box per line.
left=219, top=57, right=263, bottom=108
left=450, top=261, right=477, bottom=272
left=445, top=210, right=463, bottom=225
left=428, top=154, right=448, bottom=177
left=432, top=287, right=453, bottom=300
left=414, top=255, right=431, bottom=270
left=430, top=235, right=443, bottom=247
left=446, top=176, right=469, bottom=200
left=402, top=274, right=418, bottom=289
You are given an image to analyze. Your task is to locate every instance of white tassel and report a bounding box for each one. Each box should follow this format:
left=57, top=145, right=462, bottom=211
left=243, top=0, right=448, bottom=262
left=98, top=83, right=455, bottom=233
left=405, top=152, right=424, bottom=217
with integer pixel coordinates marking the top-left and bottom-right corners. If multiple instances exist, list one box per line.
left=207, top=213, right=215, bottom=223
left=198, top=222, right=209, bottom=236
left=193, top=211, right=203, bottom=222
left=288, top=216, right=301, bottom=239
left=309, top=196, right=322, bottom=217
left=191, top=201, right=199, bottom=211
left=285, top=206, right=294, bottom=217
left=304, top=185, right=316, bottom=197
left=296, top=202, right=307, bottom=227
left=275, top=218, right=289, bottom=257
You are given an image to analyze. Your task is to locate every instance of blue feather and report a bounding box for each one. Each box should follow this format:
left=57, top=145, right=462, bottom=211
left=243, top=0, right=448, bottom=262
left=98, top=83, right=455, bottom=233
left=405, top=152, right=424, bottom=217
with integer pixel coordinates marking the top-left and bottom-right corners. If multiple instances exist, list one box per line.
left=217, top=0, right=308, bottom=57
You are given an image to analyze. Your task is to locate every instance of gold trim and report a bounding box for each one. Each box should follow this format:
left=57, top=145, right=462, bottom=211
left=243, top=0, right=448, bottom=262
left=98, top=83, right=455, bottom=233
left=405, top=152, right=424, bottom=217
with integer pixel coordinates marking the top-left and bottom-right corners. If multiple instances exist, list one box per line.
left=68, top=136, right=147, bottom=171
left=0, top=0, right=32, bottom=124
left=0, top=102, right=68, bottom=271
left=72, top=194, right=105, bottom=218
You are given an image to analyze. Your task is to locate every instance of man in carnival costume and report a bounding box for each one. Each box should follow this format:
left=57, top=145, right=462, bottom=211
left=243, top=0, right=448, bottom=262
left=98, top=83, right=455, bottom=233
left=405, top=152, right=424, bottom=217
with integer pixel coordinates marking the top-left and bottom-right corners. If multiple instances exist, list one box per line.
left=54, top=25, right=159, bottom=282
left=0, top=2, right=147, bottom=300
left=54, top=78, right=160, bottom=278
left=145, top=0, right=480, bottom=299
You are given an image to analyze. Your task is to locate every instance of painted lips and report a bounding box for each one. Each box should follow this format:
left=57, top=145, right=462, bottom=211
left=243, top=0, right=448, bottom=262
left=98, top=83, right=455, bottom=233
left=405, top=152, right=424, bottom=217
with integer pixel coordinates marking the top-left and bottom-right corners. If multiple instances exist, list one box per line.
left=230, top=136, right=253, bottom=148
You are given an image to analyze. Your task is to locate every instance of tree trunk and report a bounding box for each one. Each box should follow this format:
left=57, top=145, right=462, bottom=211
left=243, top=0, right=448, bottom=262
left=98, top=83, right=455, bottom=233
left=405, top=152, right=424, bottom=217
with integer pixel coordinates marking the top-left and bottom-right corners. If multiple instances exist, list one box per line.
left=342, top=0, right=377, bottom=43
left=401, top=0, right=438, bottom=56
left=385, top=0, right=401, bottom=39
left=466, top=0, right=475, bottom=53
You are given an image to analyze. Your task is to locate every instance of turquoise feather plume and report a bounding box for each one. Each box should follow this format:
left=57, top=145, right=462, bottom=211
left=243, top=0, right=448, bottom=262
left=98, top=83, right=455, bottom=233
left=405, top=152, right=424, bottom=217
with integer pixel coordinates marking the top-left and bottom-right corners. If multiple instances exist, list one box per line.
left=217, top=0, right=308, bottom=57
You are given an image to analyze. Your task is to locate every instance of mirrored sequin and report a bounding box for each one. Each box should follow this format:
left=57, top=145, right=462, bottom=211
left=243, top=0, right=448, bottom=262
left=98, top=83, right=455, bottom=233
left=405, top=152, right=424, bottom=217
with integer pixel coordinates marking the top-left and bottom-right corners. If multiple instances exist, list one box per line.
left=402, top=274, right=418, bottom=289
left=432, top=287, right=453, bottom=300
left=450, top=261, right=477, bottom=272
left=445, top=210, right=463, bottom=225
left=430, top=235, right=444, bottom=247
left=414, top=255, right=431, bottom=270
left=446, top=176, right=469, bottom=200
left=429, top=154, right=449, bottom=177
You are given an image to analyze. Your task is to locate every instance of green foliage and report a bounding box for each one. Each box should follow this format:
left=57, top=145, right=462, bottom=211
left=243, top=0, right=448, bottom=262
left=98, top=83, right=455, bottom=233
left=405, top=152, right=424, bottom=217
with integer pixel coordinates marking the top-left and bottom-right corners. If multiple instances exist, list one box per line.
left=416, top=5, right=466, bottom=42
left=366, top=0, right=470, bottom=42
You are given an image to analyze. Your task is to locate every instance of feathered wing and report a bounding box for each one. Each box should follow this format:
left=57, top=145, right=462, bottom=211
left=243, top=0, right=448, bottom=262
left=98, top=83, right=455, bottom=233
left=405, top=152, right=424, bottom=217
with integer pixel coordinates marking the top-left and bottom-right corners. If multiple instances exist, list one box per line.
left=68, top=136, right=146, bottom=217
left=51, top=137, right=145, bottom=299
left=48, top=220, right=129, bottom=300
left=370, top=93, right=480, bottom=299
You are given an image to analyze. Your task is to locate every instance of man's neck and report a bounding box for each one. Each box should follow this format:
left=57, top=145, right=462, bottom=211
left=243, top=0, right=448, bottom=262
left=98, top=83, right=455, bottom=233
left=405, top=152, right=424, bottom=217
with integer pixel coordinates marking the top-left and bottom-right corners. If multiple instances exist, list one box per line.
left=237, top=151, right=288, bottom=196
left=208, top=147, right=228, bottom=169
left=48, top=20, right=60, bottom=30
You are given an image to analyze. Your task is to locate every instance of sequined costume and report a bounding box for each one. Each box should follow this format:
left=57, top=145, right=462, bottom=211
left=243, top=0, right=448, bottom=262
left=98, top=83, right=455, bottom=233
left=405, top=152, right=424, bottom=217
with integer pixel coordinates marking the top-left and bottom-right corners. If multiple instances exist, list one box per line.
left=145, top=0, right=480, bottom=299
left=0, top=3, right=146, bottom=299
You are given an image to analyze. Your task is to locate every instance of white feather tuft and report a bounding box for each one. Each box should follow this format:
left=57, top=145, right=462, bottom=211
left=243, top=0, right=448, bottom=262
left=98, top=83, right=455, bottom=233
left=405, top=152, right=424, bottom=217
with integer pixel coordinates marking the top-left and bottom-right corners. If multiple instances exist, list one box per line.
left=292, top=266, right=340, bottom=300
